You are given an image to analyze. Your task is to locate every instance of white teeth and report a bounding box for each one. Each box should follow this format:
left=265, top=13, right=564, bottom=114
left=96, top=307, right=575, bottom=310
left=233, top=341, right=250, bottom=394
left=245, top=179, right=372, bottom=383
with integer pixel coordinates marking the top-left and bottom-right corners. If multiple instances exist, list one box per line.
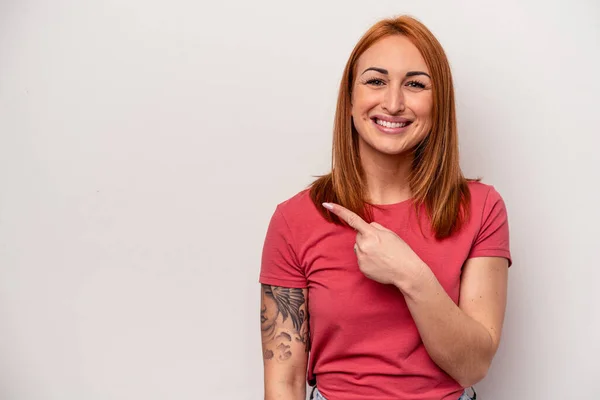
left=376, top=119, right=408, bottom=128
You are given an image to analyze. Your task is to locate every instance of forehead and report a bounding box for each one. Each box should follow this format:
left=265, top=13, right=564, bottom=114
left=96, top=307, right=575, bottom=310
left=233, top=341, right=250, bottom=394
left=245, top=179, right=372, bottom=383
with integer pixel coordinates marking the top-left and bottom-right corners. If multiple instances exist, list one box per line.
left=356, top=35, right=429, bottom=75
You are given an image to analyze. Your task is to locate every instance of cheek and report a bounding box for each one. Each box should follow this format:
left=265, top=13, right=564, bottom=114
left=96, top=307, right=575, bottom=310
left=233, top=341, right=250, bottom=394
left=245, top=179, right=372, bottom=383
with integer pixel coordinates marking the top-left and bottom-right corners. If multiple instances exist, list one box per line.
left=263, top=296, right=278, bottom=320
left=410, top=103, right=433, bottom=137
left=410, top=98, right=433, bottom=128
left=409, top=94, right=433, bottom=117
left=352, top=88, right=379, bottom=118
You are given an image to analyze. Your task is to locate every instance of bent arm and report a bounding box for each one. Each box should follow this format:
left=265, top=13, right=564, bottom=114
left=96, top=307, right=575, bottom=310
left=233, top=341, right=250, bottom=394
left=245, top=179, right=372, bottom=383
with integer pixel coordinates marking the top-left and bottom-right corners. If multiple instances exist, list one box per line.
left=400, top=257, right=508, bottom=387
left=261, top=284, right=309, bottom=400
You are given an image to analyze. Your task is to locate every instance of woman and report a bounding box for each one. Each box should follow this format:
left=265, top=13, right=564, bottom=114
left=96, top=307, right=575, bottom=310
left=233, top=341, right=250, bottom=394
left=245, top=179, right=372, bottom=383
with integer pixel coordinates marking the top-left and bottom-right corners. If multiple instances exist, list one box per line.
left=259, top=15, right=511, bottom=400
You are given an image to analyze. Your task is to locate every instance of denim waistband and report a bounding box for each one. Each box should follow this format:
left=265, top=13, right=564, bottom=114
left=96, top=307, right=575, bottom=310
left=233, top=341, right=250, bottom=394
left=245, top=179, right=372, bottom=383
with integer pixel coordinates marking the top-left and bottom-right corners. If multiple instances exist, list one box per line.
left=310, top=386, right=477, bottom=400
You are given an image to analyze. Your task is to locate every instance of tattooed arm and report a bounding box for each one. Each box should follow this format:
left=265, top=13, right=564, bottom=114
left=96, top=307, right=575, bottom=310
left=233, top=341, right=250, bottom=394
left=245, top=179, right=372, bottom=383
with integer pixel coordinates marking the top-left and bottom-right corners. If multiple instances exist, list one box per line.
left=261, top=284, right=310, bottom=400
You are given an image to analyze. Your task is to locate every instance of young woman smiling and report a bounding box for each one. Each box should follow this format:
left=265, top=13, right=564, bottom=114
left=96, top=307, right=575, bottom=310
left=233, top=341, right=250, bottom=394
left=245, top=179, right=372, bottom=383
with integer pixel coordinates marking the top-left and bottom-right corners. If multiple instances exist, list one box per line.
left=260, top=15, right=511, bottom=400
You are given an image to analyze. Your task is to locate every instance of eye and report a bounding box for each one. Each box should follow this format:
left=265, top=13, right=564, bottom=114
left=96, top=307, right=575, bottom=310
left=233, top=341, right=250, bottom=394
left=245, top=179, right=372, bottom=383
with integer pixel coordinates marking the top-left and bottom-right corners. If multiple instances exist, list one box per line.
left=365, top=78, right=386, bottom=86
left=406, top=80, right=426, bottom=89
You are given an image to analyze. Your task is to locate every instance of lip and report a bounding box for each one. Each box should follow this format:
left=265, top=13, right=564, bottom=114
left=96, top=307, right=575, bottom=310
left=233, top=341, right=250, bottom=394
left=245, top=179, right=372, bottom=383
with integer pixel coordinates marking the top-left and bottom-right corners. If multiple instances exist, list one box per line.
left=371, top=114, right=412, bottom=123
left=371, top=115, right=413, bottom=134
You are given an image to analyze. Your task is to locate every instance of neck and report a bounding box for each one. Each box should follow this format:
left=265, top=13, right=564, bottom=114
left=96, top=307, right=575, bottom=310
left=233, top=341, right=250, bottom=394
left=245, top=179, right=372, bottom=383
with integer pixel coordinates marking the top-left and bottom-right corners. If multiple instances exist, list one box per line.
left=359, top=141, right=414, bottom=205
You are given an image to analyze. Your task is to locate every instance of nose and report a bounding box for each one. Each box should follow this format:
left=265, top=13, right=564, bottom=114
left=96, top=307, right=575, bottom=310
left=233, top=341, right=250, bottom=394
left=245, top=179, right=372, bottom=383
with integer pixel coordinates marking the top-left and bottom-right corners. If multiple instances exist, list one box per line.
left=382, top=85, right=405, bottom=114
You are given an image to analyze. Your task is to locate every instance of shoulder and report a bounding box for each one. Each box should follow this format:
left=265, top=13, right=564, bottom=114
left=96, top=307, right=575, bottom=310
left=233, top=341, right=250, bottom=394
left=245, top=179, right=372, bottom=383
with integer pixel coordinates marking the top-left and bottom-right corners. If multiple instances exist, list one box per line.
left=464, top=180, right=511, bottom=264
left=465, top=180, right=510, bottom=236
left=467, top=180, right=506, bottom=212
left=277, top=188, right=313, bottom=211
left=272, top=188, right=323, bottom=227
left=266, top=188, right=329, bottom=256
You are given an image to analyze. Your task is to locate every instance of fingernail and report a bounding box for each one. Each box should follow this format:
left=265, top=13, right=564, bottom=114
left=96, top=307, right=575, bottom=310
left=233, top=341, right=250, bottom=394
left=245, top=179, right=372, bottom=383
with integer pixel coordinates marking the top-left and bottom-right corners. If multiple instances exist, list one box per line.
left=322, top=202, right=333, bottom=210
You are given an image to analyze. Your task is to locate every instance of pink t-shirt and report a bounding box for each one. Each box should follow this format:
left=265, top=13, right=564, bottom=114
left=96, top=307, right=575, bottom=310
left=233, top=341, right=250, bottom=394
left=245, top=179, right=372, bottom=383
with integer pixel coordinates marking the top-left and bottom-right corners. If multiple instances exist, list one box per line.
left=260, top=181, right=511, bottom=400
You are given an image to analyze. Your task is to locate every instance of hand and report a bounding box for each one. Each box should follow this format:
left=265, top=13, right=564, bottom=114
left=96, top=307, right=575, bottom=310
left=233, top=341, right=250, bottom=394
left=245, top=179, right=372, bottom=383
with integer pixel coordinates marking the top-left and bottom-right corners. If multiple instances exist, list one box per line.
left=322, top=202, right=429, bottom=290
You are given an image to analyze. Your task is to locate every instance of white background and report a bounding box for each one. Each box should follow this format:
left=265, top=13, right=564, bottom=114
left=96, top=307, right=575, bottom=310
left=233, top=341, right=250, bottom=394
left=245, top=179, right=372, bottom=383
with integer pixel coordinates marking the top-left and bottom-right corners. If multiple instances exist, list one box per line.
left=1, top=1, right=599, bottom=399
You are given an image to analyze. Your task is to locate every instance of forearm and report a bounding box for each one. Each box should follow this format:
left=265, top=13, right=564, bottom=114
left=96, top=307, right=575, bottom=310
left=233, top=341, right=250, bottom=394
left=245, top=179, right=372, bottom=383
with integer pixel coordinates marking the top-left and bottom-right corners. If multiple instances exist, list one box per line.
left=398, top=266, right=495, bottom=387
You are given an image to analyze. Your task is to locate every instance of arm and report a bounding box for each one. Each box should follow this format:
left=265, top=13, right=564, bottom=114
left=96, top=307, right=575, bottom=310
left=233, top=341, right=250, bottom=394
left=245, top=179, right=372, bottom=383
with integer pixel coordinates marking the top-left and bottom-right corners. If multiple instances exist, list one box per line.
left=322, top=196, right=509, bottom=387
left=261, top=284, right=310, bottom=400
left=400, top=256, right=508, bottom=387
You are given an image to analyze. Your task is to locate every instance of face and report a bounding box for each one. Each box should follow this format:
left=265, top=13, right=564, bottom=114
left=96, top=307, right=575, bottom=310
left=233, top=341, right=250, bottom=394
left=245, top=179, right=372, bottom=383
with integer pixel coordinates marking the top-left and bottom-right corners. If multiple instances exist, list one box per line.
left=351, top=35, right=433, bottom=157
left=260, top=286, right=278, bottom=342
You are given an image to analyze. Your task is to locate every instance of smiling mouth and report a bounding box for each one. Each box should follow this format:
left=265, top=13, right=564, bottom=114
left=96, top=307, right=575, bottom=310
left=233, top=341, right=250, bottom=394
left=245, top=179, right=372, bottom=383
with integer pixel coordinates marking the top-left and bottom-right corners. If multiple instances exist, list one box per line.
left=372, top=118, right=413, bottom=129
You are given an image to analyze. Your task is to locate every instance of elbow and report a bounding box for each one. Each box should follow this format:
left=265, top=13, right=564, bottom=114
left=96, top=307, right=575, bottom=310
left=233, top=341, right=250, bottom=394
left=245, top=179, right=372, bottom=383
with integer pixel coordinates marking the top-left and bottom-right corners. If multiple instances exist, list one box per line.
left=456, top=332, right=499, bottom=388
left=455, top=361, right=490, bottom=388
left=264, top=381, right=306, bottom=400
left=264, top=373, right=307, bottom=400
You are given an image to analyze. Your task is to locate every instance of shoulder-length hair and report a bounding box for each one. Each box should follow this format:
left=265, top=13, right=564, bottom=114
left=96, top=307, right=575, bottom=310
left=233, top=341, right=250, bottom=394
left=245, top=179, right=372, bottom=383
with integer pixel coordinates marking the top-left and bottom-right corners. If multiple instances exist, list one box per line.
left=309, top=15, right=472, bottom=239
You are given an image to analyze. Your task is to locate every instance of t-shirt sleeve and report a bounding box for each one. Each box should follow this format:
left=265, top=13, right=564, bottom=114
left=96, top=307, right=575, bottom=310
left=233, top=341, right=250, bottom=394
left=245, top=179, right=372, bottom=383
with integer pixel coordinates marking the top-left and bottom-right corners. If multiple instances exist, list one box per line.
left=259, top=205, right=308, bottom=288
left=467, top=186, right=512, bottom=266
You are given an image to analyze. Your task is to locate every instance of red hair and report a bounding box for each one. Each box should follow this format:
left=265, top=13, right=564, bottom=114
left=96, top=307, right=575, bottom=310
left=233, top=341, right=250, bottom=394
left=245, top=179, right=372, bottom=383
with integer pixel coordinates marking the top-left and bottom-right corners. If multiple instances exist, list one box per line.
left=309, top=15, right=473, bottom=239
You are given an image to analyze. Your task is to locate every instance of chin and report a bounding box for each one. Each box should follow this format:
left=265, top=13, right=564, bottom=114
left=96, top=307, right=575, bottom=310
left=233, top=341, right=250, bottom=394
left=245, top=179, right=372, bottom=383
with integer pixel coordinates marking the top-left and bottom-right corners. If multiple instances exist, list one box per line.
left=368, top=142, right=412, bottom=156
left=379, top=147, right=411, bottom=156
left=356, top=125, right=425, bottom=157
left=370, top=135, right=415, bottom=155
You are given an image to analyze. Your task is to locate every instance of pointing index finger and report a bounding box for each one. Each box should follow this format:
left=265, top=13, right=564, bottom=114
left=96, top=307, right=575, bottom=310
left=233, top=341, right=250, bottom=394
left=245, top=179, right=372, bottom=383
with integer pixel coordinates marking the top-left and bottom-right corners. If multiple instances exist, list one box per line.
left=322, top=202, right=372, bottom=233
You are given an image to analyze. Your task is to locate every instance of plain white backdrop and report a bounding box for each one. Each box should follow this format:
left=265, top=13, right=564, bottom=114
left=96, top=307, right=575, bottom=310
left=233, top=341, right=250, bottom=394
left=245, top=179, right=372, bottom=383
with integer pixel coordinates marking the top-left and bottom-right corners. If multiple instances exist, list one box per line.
left=0, top=0, right=599, bottom=399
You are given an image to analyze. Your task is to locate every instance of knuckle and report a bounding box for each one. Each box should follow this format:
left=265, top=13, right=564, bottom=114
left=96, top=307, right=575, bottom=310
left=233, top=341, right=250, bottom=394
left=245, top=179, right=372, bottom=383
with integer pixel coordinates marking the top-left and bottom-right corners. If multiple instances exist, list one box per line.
left=361, top=240, right=372, bottom=253
left=364, top=231, right=377, bottom=241
left=347, top=216, right=357, bottom=228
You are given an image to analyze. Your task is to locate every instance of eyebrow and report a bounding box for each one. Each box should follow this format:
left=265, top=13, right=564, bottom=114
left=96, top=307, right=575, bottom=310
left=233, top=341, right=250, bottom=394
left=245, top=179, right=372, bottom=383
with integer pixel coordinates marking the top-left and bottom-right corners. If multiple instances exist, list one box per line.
left=361, top=67, right=431, bottom=79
